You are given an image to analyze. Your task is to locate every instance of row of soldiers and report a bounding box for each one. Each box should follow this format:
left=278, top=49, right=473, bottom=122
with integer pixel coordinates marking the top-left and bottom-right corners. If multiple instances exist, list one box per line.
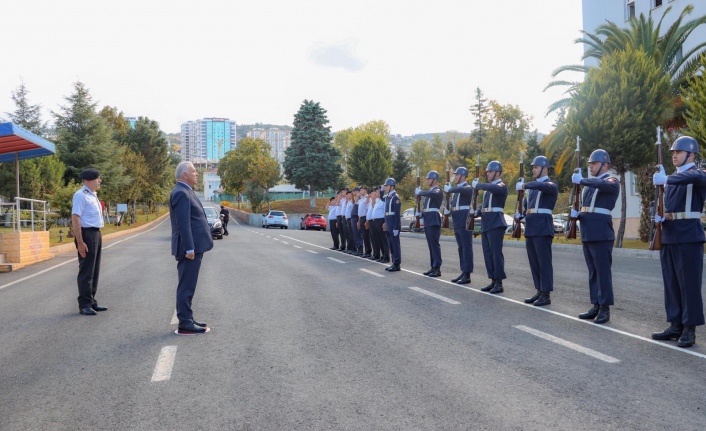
left=326, top=136, right=706, bottom=349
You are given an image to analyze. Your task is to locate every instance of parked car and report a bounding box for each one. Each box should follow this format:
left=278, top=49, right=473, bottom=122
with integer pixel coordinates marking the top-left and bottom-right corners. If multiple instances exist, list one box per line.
left=401, top=208, right=425, bottom=232
left=203, top=206, right=224, bottom=239
left=554, top=213, right=580, bottom=234
left=300, top=213, right=327, bottom=230
left=470, top=213, right=523, bottom=237
left=262, top=210, right=288, bottom=229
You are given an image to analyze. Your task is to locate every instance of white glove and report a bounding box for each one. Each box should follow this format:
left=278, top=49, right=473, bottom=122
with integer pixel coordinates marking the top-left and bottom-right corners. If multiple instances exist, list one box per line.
left=514, top=212, right=522, bottom=220
left=515, top=178, right=524, bottom=191
left=653, top=165, right=667, bottom=186
left=570, top=209, right=580, bottom=218
left=654, top=215, right=665, bottom=223
left=571, top=168, right=583, bottom=185
left=415, top=211, right=422, bottom=217
left=443, top=208, right=451, bottom=215
left=393, top=229, right=399, bottom=236
left=443, top=183, right=451, bottom=192
left=471, top=178, right=479, bottom=188
left=414, top=186, right=421, bottom=195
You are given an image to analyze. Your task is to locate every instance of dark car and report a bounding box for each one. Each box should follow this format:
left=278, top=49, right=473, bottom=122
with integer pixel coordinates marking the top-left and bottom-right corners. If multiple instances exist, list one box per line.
left=204, top=207, right=224, bottom=239
left=300, top=213, right=327, bottom=231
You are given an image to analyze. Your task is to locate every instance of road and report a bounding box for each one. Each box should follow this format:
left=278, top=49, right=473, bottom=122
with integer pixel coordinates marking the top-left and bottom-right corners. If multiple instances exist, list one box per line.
left=1, top=208, right=705, bottom=430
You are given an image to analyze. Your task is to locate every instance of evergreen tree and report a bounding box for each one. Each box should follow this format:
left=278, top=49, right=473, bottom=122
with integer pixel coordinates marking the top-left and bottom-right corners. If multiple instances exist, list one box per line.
left=684, top=54, right=706, bottom=146
left=283, top=100, right=342, bottom=208
left=347, top=134, right=392, bottom=187
left=469, top=87, right=488, bottom=151
left=392, top=148, right=412, bottom=184
left=126, top=117, right=172, bottom=206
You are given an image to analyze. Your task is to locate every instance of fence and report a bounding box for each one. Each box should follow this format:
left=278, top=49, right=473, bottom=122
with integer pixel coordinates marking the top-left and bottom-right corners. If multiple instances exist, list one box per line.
left=218, top=191, right=337, bottom=204
left=0, top=197, right=48, bottom=232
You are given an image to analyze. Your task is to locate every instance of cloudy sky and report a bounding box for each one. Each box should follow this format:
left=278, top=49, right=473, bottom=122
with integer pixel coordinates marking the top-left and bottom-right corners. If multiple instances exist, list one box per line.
left=0, top=0, right=584, bottom=136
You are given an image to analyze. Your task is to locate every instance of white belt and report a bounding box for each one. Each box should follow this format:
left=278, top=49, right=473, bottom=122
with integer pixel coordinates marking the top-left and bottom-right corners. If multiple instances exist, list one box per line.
left=481, top=207, right=504, bottom=213
left=423, top=208, right=440, bottom=212
left=526, top=208, right=552, bottom=215
left=452, top=206, right=470, bottom=211
left=581, top=206, right=611, bottom=215
left=385, top=212, right=396, bottom=216
left=665, top=212, right=702, bottom=220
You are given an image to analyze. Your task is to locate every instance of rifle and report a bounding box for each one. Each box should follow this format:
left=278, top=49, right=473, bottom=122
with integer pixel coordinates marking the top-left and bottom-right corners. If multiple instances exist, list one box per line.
left=466, top=154, right=481, bottom=231
left=565, top=136, right=581, bottom=239
left=650, top=126, right=664, bottom=251
left=442, top=167, right=451, bottom=228
left=511, top=152, right=525, bottom=239
left=415, top=172, right=422, bottom=230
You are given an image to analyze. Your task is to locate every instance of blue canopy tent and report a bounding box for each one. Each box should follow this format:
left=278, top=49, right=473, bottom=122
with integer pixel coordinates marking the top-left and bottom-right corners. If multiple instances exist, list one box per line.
left=0, top=122, right=57, bottom=199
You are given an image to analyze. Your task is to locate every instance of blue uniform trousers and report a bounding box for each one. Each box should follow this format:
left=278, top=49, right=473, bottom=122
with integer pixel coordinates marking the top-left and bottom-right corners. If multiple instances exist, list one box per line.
left=387, top=231, right=401, bottom=265
left=481, top=227, right=506, bottom=280
left=329, top=219, right=340, bottom=248
left=526, top=236, right=553, bottom=292
left=360, top=216, right=371, bottom=254
left=176, top=252, right=203, bottom=324
left=660, top=243, right=705, bottom=326
left=337, top=216, right=346, bottom=250
left=345, top=218, right=355, bottom=251
left=351, top=216, right=362, bottom=250
left=582, top=241, right=614, bottom=306
left=452, top=211, right=473, bottom=273
left=425, top=225, right=442, bottom=268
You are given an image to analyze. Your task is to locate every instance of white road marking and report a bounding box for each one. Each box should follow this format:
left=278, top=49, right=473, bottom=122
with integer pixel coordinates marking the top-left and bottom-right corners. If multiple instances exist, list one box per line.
left=273, top=238, right=279, bottom=241
left=293, top=245, right=302, bottom=249
left=151, top=345, right=178, bottom=382
left=282, top=241, right=289, bottom=245
left=408, top=286, right=460, bottom=304
left=170, top=310, right=178, bottom=325
left=327, top=257, right=345, bottom=263
left=515, top=325, right=620, bottom=364
left=360, top=268, right=384, bottom=277
left=306, top=250, right=317, bottom=254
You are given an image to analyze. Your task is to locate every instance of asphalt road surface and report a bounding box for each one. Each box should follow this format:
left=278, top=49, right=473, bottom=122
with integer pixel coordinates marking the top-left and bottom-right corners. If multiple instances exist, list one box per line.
left=1, top=208, right=706, bottom=430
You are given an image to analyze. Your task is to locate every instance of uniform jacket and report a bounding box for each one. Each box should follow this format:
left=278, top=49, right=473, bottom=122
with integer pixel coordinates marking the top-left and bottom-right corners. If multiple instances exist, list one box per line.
left=522, top=177, right=558, bottom=237
left=384, top=190, right=402, bottom=232
left=476, top=180, right=508, bottom=232
left=662, top=166, right=706, bottom=244
left=170, top=182, right=214, bottom=256
left=578, top=174, right=619, bottom=242
left=418, top=186, right=443, bottom=227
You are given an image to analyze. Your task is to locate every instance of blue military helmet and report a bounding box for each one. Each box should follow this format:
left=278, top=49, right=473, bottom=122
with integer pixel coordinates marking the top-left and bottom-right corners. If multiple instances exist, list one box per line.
left=454, top=166, right=469, bottom=177
left=486, top=160, right=502, bottom=172
left=670, top=136, right=699, bottom=153
left=588, top=149, right=611, bottom=164
left=426, top=170, right=440, bottom=180
left=384, top=178, right=396, bottom=186
left=531, top=156, right=550, bottom=168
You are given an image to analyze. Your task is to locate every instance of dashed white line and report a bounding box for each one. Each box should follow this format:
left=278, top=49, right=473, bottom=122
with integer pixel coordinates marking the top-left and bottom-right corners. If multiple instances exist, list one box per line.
left=360, top=268, right=384, bottom=277
left=515, top=325, right=620, bottom=364
left=327, top=257, right=345, bottom=263
left=170, top=310, right=178, bottom=325
left=306, top=250, right=318, bottom=254
left=408, top=286, right=460, bottom=304
left=282, top=241, right=289, bottom=245
left=293, top=245, right=302, bottom=249
left=151, top=345, right=178, bottom=382
left=273, top=238, right=279, bottom=241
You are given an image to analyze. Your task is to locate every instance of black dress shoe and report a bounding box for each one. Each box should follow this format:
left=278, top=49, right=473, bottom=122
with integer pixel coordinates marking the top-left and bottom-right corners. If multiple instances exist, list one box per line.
left=428, top=268, right=441, bottom=277
left=533, top=292, right=551, bottom=307
left=451, top=273, right=464, bottom=283
left=423, top=268, right=434, bottom=276
left=524, top=290, right=541, bottom=304
left=330, top=247, right=339, bottom=250
left=178, top=321, right=207, bottom=333
left=79, top=307, right=97, bottom=316
left=678, top=326, right=696, bottom=348
left=380, top=258, right=390, bottom=263
left=193, top=319, right=207, bottom=327
left=578, top=304, right=600, bottom=319
left=92, top=305, right=108, bottom=312
left=489, top=282, right=504, bottom=294
left=387, top=264, right=401, bottom=272
left=593, top=306, right=610, bottom=324
left=481, top=280, right=496, bottom=292
left=652, top=323, right=684, bottom=340
left=369, top=256, right=379, bottom=260
left=456, top=274, right=471, bottom=284
left=362, top=254, right=371, bottom=258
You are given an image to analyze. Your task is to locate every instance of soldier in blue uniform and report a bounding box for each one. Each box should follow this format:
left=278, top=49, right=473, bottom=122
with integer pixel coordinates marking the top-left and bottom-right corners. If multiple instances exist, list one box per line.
left=383, top=178, right=402, bottom=272
left=473, top=161, right=508, bottom=294
left=651, top=136, right=706, bottom=348
left=415, top=171, right=444, bottom=277
left=444, top=166, right=474, bottom=284
left=515, top=156, right=558, bottom=306
left=571, top=149, right=620, bottom=324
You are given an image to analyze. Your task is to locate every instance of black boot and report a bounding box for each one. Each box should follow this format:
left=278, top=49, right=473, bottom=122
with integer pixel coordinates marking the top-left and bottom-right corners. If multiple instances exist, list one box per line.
left=489, top=280, right=504, bottom=294
left=481, top=280, right=496, bottom=292
left=578, top=304, right=600, bottom=320
left=533, top=292, right=551, bottom=307
left=524, top=290, right=541, bottom=304
left=451, top=273, right=464, bottom=283
left=678, top=326, right=696, bottom=348
left=456, top=273, right=471, bottom=285
left=428, top=267, right=441, bottom=277
left=423, top=267, right=434, bottom=276
left=652, top=322, right=684, bottom=341
left=594, top=306, right=610, bottom=324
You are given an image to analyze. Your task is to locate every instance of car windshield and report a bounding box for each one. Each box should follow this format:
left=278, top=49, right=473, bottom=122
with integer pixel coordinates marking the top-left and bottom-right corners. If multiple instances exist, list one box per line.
left=270, top=211, right=285, bottom=216
left=310, top=214, right=322, bottom=218
left=204, top=208, right=218, bottom=219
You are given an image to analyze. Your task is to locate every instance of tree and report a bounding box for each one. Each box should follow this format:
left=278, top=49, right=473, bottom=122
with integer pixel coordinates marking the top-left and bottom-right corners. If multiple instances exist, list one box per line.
left=283, top=100, right=342, bottom=208
left=218, top=137, right=280, bottom=209
left=482, top=101, right=531, bottom=178
left=333, top=127, right=354, bottom=179
left=125, top=117, right=172, bottom=207
left=470, top=87, right=489, bottom=150
left=408, top=138, right=431, bottom=175
left=565, top=47, right=672, bottom=247
left=684, top=54, right=706, bottom=146
left=392, top=148, right=412, bottom=185
left=347, top=134, right=392, bottom=187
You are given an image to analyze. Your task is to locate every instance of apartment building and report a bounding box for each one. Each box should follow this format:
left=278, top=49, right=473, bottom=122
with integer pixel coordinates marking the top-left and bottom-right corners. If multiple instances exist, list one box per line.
left=181, top=118, right=237, bottom=164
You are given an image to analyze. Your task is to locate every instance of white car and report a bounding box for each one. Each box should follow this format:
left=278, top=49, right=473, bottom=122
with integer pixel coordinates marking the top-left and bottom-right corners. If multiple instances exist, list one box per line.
left=262, top=210, right=288, bottom=229
left=400, top=208, right=425, bottom=232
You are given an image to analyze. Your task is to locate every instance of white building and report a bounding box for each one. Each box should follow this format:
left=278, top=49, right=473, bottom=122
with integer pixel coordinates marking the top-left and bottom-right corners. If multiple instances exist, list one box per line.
left=202, top=171, right=222, bottom=202
left=181, top=118, right=237, bottom=165
left=247, top=127, right=291, bottom=166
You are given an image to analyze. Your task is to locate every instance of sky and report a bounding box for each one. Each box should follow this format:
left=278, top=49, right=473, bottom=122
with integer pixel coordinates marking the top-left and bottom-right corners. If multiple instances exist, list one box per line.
left=0, top=0, right=585, bottom=137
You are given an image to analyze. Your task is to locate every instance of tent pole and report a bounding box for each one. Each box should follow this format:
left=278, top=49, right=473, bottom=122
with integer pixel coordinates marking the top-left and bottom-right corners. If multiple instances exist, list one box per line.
left=15, top=152, right=20, bottom=199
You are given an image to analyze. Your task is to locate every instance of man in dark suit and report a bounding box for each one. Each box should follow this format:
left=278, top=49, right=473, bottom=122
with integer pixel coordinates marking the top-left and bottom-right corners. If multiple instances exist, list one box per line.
left=170, top=161, right=214, bottom=334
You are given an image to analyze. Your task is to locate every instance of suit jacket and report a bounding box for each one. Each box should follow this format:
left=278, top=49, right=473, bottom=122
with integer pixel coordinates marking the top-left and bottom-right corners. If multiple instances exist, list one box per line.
left=170, top=182, right=214, bottom=257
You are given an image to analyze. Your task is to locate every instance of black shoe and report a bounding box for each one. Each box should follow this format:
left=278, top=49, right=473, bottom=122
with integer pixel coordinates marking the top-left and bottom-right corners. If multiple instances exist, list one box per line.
left=578, top=304, right=600, bottom=320
left=330, top=247, right=339, bottom=250
left=456, top=273, right=471, bottom=285
left=428, top=268, right=441, bottom=277
left=524, top=290, right=541, bottom=304
left=362, top=254, right=371, bottom=258
left=79, top=307, right=97, bottom=316
left=678, top=326, right=696, bottom=348
left=369, top=256, right=379, bottom=260
left=652, top=323, right=684, bottom=341
left=481, top=280, right=496, bottom=292
left=423, top=267, right=434, bottom=276
left=489, top=281, right=504, bottom=294
left=380, top=258, right=390, bottom=263
left=451, top=273, right=464, bottom=283
left=193, top=319, right=207, bottom=327
left=92, top=305, right=108, bottom=312
left=533, top=292, right=551, bottom=307
left=387, top=264, right=401, bottom=272
left=594, top=306, right=610, bottom=324
left=178, top=321, right=207, bottom=333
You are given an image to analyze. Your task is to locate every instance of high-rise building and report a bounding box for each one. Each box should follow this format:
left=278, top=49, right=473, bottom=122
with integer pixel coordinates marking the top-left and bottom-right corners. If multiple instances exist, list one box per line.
left=247, top=127, right=291, bottom=166
left=181, top=118, right=237, bottom=164
left=125, top=117, right=138, bottom=129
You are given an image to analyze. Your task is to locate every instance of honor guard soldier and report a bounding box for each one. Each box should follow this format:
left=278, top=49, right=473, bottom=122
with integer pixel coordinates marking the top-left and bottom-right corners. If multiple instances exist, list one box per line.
left=383, top=178, right=402, bottom=271
left=444, top=167, right=474, bottom=284
left=473, top=161, right=508, bottom=294
left=651, top=136, right=706, bottom=348
left=515, top=156, right=559, bottom=306
left=571, top=149, right=619, bottom=324
left=415, top=171, right=444, bottom=277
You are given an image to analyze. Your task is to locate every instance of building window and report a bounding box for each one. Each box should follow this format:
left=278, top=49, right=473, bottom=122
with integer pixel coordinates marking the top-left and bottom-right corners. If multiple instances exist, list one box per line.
left=653, top=0, right=662, bottom=8
left=627, top=0, right=635, bottom=19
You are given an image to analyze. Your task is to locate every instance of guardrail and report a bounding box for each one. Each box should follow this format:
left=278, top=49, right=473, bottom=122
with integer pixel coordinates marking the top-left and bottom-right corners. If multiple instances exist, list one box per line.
left=0, top=197, right=48, bottom=232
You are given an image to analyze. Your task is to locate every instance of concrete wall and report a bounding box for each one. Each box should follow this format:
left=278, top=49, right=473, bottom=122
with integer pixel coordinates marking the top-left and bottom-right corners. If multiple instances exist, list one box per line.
left=0, top=231, right=53, bottom=272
